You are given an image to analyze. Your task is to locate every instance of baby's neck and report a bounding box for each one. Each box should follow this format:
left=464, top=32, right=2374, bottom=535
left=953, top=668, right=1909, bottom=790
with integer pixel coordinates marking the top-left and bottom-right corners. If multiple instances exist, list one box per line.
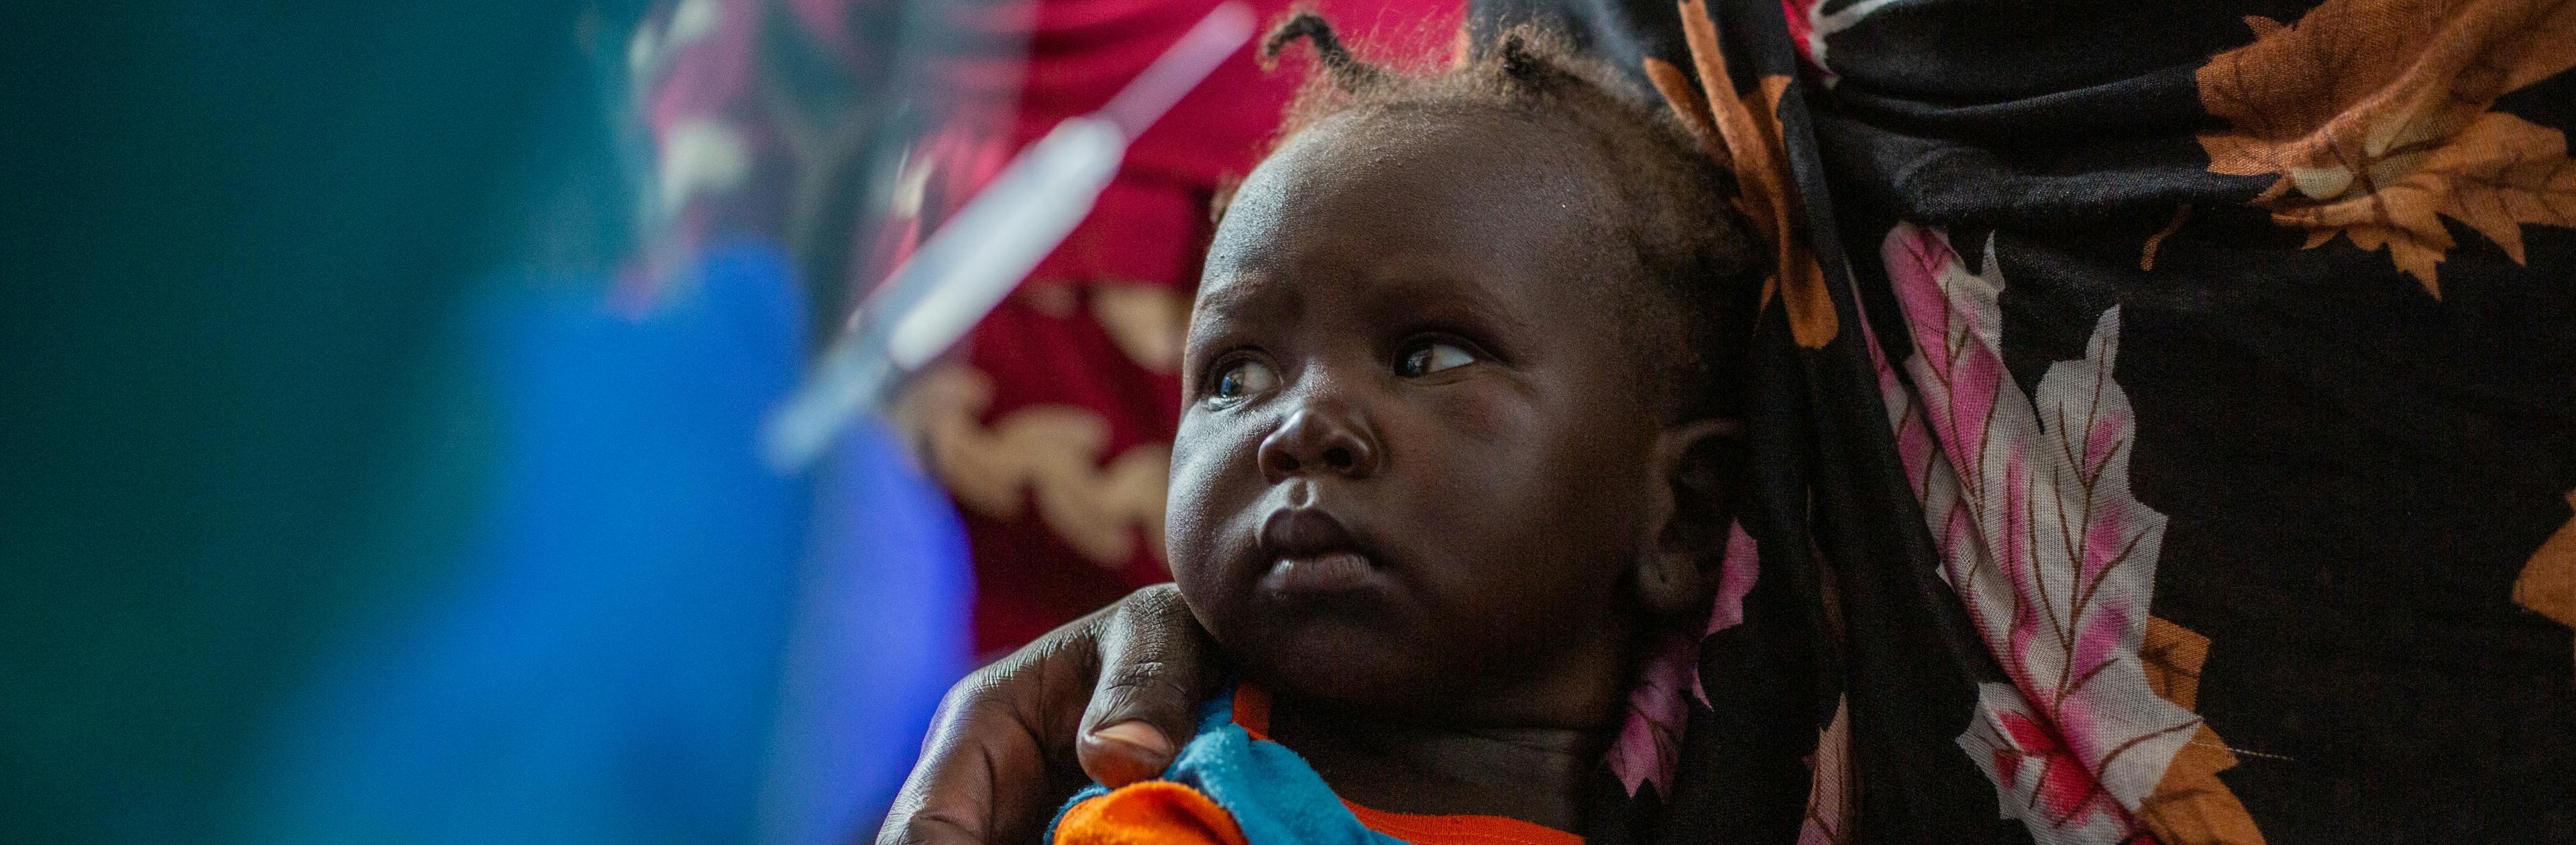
left=1265, top=691, right=1611, bottom=832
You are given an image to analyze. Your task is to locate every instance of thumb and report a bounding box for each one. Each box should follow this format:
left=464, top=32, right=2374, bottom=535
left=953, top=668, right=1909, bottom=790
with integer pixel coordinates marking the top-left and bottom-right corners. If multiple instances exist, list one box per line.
left=1075, top=583, right=1219, bottom=787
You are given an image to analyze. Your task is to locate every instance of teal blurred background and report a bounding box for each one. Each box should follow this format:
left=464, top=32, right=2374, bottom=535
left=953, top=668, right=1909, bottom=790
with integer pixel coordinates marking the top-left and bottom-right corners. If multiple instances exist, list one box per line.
left=2, top=3, right=973, bottom=842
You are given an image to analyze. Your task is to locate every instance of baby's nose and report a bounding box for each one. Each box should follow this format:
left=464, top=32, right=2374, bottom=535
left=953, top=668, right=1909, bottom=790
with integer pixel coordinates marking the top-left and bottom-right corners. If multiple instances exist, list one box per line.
left=1256, top=400, right=1379, bottom=484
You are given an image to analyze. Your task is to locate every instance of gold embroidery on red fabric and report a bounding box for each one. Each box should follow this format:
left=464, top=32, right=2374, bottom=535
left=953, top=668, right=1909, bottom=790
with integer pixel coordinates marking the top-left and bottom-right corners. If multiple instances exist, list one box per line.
left=1091, top=282, right=1190, bottom=374
left=894, top=365, right=1170, bottom=568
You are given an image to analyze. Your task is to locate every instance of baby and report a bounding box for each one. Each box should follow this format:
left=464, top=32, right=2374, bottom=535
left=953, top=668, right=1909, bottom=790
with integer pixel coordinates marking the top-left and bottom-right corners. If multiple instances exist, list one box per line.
left=1053, top=15, right=1762, bottom=844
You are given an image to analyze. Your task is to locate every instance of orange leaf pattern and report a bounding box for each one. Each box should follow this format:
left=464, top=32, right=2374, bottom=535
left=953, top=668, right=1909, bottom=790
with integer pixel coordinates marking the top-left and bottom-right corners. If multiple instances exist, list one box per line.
left=2133, top=618, right=2265, bottom=845
left=1663, top=0, right=1838, bottom=347
left=2196, top=0, right=2576, bottom=296
left=2514, top=490, right=2576, bottom=671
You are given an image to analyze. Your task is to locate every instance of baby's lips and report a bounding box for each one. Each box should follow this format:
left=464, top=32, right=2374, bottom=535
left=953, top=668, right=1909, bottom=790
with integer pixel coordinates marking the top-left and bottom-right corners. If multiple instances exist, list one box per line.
left=1260, top=551, right=1380, bottom=596
left=1256, top=506, right=1366, bottom=559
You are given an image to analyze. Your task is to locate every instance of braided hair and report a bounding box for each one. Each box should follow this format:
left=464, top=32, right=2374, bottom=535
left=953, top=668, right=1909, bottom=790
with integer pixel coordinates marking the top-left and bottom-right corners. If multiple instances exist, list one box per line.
left=1243, top=13, right=1763, bottom=424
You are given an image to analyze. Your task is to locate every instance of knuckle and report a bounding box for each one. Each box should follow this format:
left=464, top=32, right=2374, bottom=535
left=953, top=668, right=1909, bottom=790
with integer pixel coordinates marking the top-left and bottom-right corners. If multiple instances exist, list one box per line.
left=929, top=672, right=1006, bottom=725
left=1120, top=583, right=1191, bottom=621
left=879, top=814, right=976, bottom=845
left=1098, top=660, right=1185, bottom=696
left=1090, top=661, right=1196, bottom=724
left=920, top=671, right=1042, bottom=755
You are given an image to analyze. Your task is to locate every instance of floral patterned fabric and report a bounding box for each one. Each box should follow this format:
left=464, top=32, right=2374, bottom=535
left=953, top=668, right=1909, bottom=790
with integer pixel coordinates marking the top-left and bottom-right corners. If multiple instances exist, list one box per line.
left=1483, top=0, right=2576, bottom=842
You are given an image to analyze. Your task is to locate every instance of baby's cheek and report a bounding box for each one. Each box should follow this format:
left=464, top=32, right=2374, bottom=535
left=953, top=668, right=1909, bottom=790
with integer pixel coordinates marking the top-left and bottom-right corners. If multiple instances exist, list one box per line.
left=1411, top=378, right=1539, bottom=447
left=1165, top=426, right=1239, bottom=575
left=1167, top=410, right=1265, bottom=509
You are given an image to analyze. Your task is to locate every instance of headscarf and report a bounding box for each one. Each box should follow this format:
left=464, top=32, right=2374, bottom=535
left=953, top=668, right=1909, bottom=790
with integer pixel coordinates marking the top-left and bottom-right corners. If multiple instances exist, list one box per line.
left=1527, top=0, right=2576, bottom=842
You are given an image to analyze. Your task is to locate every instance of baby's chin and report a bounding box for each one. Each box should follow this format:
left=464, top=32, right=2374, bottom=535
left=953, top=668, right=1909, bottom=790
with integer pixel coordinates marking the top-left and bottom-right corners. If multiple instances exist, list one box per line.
left=1224, top=616, right=1454, bottom=711
left=1182, top=560, right=1482, bottom=712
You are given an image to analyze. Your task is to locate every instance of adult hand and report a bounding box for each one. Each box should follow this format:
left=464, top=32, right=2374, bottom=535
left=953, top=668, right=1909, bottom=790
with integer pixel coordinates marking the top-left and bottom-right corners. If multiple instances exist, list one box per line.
left=875, top=583, right=1220, bottom=845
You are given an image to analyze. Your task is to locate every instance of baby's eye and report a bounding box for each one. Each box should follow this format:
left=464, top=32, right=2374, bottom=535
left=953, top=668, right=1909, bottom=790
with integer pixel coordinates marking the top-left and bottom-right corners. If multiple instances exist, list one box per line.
left=1396, top=340, right=1478, bottom=378
left=1210, top=358, right=1279, bottom=400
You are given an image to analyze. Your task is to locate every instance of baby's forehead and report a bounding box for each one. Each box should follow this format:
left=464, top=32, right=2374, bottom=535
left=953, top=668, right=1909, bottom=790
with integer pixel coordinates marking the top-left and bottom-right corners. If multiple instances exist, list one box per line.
left=1215, top=117, right=1623, bottom=273
left=1256, top=106, right=1616, bottom=210
left=1195, top=105, right=1660, bottom=353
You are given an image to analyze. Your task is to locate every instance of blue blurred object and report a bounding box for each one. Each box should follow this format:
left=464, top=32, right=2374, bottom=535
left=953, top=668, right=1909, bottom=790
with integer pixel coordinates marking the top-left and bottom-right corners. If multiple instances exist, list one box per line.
left=249, top=242, right=971, bottom=844
left=761, top=403, right=979, bottom=845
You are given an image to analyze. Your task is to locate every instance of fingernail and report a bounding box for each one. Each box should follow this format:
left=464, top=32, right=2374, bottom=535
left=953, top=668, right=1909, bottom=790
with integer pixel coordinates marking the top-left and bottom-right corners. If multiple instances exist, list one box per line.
left=1091, top=720, right=1173, bottom=757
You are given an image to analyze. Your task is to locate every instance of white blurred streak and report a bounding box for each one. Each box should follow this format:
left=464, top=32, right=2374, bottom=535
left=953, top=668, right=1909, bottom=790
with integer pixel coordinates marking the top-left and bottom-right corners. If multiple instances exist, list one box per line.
left=882, top=117, right=1124, bottom=369
left=763, top=2, right=1255, bottom=470
left=1100, top=1, right=1258, bottom=137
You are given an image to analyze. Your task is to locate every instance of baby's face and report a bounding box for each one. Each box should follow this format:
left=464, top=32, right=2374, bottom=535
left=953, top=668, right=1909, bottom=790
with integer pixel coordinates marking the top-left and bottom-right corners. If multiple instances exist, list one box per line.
left=1167, top=110, right=1668, bottom=722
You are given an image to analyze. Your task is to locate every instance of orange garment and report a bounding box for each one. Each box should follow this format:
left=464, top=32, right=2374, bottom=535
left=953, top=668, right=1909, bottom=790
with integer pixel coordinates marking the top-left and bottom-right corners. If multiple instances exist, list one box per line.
left=1055, top=686, right=1584, bottom=845
left=1056, top=781, right=1252, bottom=845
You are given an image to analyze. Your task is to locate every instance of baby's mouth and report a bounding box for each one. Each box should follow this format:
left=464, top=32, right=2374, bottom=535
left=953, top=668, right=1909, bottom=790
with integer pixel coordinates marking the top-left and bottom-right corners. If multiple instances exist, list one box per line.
left=1255, top=507, right=1384, bottom=596
left=1261, top=551, right=1376, bottom=595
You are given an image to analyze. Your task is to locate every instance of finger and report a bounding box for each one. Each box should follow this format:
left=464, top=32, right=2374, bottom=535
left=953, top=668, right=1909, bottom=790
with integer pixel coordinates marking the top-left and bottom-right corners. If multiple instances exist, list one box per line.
left=1075, top=583, right=1220, bottom=787
left=873, top=679, right=1017, bottom=845
left=877, top=645, right=1089, bottom=845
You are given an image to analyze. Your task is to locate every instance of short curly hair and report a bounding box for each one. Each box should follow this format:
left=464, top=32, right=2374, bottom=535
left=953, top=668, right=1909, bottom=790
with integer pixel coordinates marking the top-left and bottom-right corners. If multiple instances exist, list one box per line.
left=1242, top=13, right=1763, bottom=422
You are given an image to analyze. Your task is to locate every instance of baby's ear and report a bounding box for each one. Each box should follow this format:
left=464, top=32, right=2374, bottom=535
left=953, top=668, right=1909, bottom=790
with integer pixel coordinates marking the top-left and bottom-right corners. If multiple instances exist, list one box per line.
left=1635, top=417, right=1745, bottom=616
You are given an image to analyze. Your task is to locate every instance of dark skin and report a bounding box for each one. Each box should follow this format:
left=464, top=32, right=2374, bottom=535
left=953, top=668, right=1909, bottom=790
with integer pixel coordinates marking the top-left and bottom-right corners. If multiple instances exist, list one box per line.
left=877, top=105, right=1730, bottom=844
